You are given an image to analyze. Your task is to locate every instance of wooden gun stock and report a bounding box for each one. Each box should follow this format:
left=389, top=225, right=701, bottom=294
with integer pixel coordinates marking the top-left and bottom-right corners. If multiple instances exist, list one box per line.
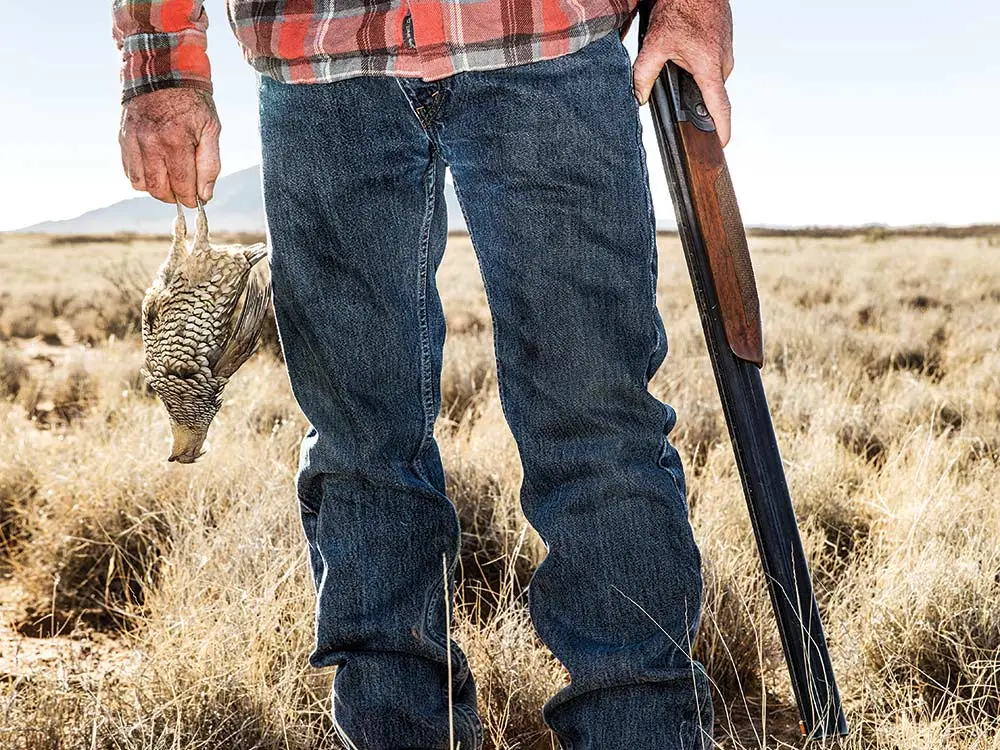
left=677, top=122, right=763, bottom=365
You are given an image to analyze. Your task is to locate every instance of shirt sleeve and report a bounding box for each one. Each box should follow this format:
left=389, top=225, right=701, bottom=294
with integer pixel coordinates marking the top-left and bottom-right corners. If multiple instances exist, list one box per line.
left=112, top=0, right=212, bottom=104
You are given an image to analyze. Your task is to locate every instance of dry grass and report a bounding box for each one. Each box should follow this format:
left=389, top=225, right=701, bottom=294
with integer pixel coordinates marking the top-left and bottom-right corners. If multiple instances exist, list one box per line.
left=0, top=232, right=999, bottom=749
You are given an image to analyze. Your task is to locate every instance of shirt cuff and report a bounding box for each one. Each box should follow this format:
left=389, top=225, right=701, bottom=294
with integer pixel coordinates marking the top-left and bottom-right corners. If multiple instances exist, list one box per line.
left=119, top=32, right=213, bottom=104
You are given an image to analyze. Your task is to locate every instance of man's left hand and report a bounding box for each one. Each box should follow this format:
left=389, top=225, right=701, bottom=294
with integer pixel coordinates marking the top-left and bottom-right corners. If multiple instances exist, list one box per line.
left=632, top=0, right=734, bottom=147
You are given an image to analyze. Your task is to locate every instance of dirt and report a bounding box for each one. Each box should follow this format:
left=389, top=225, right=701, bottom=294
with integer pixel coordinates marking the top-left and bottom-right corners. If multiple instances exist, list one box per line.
left=0, top=569, right=141, bottom=686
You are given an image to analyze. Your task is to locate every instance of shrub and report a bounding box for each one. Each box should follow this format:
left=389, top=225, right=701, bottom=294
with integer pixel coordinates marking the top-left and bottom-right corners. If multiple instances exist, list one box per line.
left=0, top=346, right=29, bottom=398
left=16, top=475, right=172, bottom=635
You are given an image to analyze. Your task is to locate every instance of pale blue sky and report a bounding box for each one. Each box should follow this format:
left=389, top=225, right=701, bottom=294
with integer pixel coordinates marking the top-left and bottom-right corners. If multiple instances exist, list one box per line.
left=0, top=1, right=997, bottom=230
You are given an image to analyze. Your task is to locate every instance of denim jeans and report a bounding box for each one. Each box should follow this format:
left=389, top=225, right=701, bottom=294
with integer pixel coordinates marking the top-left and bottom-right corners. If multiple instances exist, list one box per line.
left=259, top=29, right=712, bottom=750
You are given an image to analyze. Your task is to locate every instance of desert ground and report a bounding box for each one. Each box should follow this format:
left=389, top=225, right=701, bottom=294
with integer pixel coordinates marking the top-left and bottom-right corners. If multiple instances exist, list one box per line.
left=1, top=228, right=999, bottom=749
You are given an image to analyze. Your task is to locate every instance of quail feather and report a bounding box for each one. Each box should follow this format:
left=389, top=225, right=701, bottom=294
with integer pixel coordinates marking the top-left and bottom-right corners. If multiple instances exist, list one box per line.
left=141, top=202, right=271, bottom=463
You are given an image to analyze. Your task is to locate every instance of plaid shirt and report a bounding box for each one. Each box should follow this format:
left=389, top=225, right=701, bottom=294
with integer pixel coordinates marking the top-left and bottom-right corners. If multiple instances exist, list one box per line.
left=113, top=0, right=635, bottom=103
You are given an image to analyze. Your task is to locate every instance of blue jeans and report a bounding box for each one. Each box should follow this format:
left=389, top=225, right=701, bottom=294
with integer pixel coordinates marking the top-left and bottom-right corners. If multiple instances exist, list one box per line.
left=259, top=30, right=712, bottom=750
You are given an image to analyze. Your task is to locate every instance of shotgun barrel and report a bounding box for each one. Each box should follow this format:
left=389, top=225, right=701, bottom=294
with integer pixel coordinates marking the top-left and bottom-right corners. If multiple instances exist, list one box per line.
left=637, top=5, right=849, bottom=739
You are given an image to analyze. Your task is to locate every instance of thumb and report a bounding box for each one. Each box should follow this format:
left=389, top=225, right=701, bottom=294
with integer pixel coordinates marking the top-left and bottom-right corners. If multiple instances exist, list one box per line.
left=632, top=47, right=669, bottom=105
left=195, top=126, right=221, bottom=203
left=693, top=70, right=732, bottom=147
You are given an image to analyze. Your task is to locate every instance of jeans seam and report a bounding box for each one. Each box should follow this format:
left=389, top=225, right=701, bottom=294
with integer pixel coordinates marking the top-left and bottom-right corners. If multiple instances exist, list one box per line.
left=610, top=34, right=662, bottom=382
left=414, top=160, right=480, bottom=743
left=413, top=151, right=439, bottom=482
left=636, top=96, right=663, bottom=378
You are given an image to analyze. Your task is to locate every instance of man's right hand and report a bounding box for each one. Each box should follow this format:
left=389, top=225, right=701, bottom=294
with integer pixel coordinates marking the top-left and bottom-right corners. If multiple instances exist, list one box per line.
left=633, top=0, right=734, bottom=147
left=119, top=88, right=222, bottom=208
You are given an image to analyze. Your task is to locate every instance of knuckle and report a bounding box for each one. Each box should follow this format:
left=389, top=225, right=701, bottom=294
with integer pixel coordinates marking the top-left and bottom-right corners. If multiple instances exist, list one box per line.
left=693, top=58, right=720, bottom=77
left=135, top=135, right=165, bottom=157
left=692, top=42, right=723, bottom=65
left=130, top=119, right=156, bottom=138
left=162, top=131, right=192, bottom=150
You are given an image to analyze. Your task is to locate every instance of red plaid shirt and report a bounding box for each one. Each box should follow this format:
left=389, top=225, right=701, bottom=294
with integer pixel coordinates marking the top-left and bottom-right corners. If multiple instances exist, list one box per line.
left=113, top=0, right=635, bottom=103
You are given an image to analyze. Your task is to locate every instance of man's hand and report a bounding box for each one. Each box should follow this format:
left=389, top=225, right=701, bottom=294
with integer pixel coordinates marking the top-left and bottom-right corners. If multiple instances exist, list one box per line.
left=119, top=88, right=221, bottom=207
left=633, top=0, right=734, bottom=147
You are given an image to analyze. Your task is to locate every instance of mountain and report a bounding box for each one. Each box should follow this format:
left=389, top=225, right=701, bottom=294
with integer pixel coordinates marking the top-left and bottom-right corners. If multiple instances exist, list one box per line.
left=20, top=165, right=469, bottom=234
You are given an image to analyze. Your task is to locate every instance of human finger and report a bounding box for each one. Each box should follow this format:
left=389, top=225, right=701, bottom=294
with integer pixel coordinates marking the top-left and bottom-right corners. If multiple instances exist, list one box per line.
left=120, top=130, right=147, bottom=192
left=140, top=147, right=175, bottom=204
left=694, top=69, right=732, bottom=147
left=165, top=144, right=198, bottom=208
left=632, top=46, right=671, bottom=105
left=194, top=127, right=221, bottom=203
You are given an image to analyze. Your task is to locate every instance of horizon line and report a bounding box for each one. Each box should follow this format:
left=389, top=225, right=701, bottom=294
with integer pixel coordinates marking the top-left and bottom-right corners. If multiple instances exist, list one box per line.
left=6, top=224, right=1000, bottom=241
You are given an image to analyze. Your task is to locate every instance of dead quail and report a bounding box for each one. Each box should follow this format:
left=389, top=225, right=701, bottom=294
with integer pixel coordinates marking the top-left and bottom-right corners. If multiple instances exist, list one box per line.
left=141, top=202, right=271, bottom=463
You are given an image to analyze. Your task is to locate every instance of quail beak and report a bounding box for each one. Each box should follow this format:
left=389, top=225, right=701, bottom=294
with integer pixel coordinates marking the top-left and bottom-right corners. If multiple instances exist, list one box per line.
left=168, top=423, right=207, bottom=464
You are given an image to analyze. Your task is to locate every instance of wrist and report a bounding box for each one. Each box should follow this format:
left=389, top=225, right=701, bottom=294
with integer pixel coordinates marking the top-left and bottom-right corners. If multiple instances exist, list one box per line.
left=122, top=79, right=214, bottom=107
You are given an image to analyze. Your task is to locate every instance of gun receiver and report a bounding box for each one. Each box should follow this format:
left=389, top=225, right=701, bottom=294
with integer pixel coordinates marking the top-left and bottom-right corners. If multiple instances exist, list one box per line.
left=638, top=4, right=849, bottom=739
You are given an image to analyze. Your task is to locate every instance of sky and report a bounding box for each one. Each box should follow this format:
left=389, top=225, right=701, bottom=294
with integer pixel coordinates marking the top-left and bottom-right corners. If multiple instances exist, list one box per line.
left=0, top=0, right=997, bottom=231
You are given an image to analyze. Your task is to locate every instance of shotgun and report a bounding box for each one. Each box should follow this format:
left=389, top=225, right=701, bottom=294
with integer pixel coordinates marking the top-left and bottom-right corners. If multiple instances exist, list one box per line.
left=637, top=4, right=849, bottom=740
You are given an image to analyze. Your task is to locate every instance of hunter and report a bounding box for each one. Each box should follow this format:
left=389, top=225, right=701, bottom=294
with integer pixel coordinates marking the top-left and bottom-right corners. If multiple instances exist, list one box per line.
left=113, top=0, right=733, bottom=747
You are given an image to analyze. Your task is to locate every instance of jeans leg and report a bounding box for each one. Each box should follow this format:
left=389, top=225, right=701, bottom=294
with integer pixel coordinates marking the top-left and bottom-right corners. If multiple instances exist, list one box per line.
left=259, top=74, right=481, bottom=750
left=437, top=32, right=712, bottom=749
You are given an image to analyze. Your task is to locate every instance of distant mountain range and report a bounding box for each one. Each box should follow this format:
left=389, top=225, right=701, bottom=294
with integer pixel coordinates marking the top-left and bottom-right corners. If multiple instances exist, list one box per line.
left=20, top=167, right=996, bottom=239
left=20, top=165, right=469, bottom=234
